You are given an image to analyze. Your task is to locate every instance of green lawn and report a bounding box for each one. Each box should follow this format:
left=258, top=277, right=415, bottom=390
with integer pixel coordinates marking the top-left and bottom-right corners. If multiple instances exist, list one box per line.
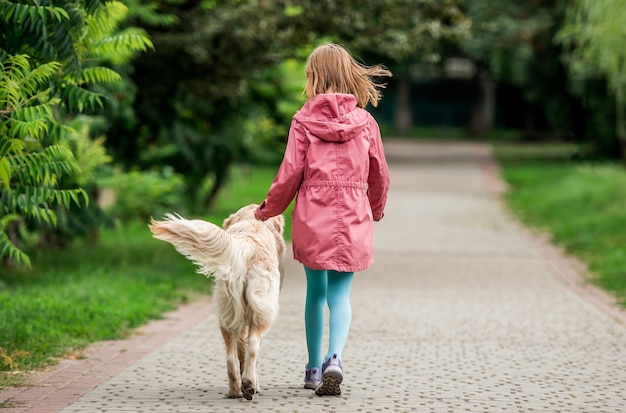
left=378, top=124, right=534, bottom=142
left=0, top=165, right=289, bottom=387
left=0, top=220, right=209, bottom=388
left=494, top=143, right=626, bottom=305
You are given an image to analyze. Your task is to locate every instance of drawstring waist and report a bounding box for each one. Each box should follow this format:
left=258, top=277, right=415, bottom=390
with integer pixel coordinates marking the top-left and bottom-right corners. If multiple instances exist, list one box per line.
left=302, top=180, right=368, bottom=190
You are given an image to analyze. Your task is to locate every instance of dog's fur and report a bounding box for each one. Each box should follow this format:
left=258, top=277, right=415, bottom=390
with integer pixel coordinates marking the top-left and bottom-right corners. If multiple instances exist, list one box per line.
left=149, top=204, right=285, bottom=400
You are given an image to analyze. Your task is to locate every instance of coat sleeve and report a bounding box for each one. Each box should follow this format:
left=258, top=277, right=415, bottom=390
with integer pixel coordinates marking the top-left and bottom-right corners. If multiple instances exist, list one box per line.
left=255, top=120, right=307, bottom=220
left=367, top=119, right=390, bottom=221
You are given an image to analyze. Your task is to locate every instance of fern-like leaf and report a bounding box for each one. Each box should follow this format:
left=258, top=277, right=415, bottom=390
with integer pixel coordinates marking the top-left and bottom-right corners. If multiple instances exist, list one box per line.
left=61, top=83, right=104, bottom=112
left=7, top=117, right=49, bottom=140
left=19, top=61, right=62, bottom=95
left=1, top=0, right=153, bottom=267
left=89, top=31, right=154, bottom=63
left=0, top=55, right=59, bottom=112
left=0, top=214, right=31, bottom=267
left=76, top=66, right=122, bottom=85
left=1, top=186, right=87, bottom=224
left=0, top=156, right=11, bottom=190
left=86, top=0, right=129, bottom=38
left=8, top=144, right=79, bottom=187
left=6, top=103, right=55, bottom=142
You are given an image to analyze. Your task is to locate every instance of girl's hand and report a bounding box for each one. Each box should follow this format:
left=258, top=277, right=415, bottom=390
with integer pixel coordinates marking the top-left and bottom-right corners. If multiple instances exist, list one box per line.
left=254, top=207, right=266, bottom=221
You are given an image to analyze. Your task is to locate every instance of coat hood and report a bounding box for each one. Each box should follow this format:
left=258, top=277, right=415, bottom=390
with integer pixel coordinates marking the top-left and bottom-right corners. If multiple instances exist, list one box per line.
left=293, top=94, right=369, bottom=143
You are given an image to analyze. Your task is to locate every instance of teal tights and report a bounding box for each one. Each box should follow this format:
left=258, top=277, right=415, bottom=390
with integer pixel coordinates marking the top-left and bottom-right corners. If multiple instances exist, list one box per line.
left=304, top=266, right=355, bottom=369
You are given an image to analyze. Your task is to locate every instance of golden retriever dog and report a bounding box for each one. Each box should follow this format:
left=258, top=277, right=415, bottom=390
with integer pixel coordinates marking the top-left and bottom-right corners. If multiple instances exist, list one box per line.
left=149, top=204, right=285, bottom=400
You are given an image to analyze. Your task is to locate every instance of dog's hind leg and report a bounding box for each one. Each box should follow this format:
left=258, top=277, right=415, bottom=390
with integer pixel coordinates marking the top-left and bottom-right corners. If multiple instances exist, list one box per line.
left=237, top=326, right=248, bottom=374
left=241, top=323, right=271, bottom=400
left=220, top=326, right=243, bottom=398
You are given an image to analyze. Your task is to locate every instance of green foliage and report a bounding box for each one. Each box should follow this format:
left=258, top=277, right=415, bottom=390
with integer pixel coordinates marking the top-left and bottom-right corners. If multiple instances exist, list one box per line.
left=243, top=59, right=307, bottom=165
left=312, top=0, right=470, bottom=62
left=0, top=1, right=74, bottom=63
left=0, top=55, right=87, bottom=265
left=557, top=0, right=626, bottom=159
left=32, top=118, right=117, bottom=247
left=110, top=0, right=470, bottom=212
left=461, top=1, right=554, bottom=88
left=0, top=0, right=153, bottom=267
left=457, top=0, right=625, bottom=158
left=122, top=0, right=179, bottom=27
left=99, top=167, right=187, bottom=221
left=460, top=0, right=570, bottom=121
left=64, top=118, right=113, bottom=186
left=202, top=165, right=294, bottom=238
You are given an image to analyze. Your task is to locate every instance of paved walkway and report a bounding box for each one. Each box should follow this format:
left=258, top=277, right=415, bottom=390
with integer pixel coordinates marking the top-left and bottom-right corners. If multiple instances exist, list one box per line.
left=2, top=140, right=626, bottom=412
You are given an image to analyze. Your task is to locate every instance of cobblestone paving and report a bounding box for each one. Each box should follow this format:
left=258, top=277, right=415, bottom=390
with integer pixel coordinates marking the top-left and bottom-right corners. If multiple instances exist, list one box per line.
left=7, top=140, right=626, bottom=412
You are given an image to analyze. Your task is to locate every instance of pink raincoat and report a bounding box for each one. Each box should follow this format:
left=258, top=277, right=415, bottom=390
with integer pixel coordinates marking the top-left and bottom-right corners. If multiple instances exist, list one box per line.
left=255, top=93, right=390, bottom=272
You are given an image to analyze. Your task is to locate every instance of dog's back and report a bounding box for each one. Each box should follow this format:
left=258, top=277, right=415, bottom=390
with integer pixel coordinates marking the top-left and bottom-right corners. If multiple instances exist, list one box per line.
left=213, top=218, right=282, bottom=334
left=149, top=204, right=285, bottom=399
left=149, top=210, right=283, bottom=328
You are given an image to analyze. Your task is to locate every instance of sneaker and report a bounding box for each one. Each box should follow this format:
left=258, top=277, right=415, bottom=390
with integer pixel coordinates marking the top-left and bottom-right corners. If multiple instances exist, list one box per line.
left=315, top=354, right=343, bottom=396
left=304, top=365, right=322, bottom=389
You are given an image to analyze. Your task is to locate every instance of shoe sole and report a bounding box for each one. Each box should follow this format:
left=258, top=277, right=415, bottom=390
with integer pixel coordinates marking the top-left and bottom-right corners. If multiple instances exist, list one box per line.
left=315, top=367, right=342, bottom=396
left=304, top=382, right=320, bottom=390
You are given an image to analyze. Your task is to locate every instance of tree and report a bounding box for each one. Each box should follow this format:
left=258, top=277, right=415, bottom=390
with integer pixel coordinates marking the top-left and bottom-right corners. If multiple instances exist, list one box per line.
left=299, top=0, right=470, bottom=135
left=108, top=0, right=470, bottom=210
left=558, top=0, right=626, bottom=161
left=0, top=0, right=152, bottom=266
left=454, top=0, right=625, bottom=159
left=458, top=0, right=567, bottom=138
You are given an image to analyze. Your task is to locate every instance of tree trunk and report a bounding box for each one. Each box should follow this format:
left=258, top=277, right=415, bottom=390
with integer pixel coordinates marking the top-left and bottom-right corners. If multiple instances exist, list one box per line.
left=202, top=158, right=232, bottom=212
left=619, top=140, right=626, bottom=165
left=468, top=61, right=495, bottom=137
left=394, top=73, right=412, bottom=136
left=617, top=95, right=626, bottom=164
left=522, top=107, right=541, bottom=141
left=569, top=94, right=588, bottom=142
left=204, top=177, right=224, bottom=211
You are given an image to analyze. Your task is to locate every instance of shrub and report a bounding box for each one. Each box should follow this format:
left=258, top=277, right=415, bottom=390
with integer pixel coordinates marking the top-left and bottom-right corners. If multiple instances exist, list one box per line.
left=100, top=168, right=187, bottom=222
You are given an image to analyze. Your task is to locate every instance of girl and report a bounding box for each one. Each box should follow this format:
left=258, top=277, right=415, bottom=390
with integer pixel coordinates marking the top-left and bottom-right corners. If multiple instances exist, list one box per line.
left=255, top=43, right=391, bottom=396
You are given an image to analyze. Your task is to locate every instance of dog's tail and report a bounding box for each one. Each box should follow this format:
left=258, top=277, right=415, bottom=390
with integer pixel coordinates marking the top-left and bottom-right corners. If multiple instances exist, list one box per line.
left=149, top=213, right=245, bottom=279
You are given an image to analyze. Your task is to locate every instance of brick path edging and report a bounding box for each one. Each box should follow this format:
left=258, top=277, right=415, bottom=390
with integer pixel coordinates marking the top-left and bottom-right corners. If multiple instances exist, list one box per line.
left=0, top=298, right=212, bottom=413
left=481, top=146, right=626, bottom=327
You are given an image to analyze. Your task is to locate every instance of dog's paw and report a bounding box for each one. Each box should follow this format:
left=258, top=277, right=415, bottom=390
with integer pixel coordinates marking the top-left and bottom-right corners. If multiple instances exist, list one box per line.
left=227, top=390, right=243, bottom=398
left=241, top=379, right=256, bottom=400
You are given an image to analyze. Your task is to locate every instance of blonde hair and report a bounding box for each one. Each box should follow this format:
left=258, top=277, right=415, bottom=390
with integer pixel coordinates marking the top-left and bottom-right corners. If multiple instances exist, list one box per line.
left=305, top=43, right=392, bottom=108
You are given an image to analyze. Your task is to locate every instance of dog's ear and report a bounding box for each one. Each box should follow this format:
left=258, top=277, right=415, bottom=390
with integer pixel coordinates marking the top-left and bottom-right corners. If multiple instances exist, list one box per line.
left=223, top=213, right=236, bottom=230
left=269, top=214, right=285, bottom=234
left=223, top=204, right=258, bottom=229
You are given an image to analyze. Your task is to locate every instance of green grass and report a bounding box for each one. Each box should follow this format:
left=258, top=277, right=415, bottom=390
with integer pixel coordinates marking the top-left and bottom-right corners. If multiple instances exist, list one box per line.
left=200, top=165, right=294, bottom=236
left=379, top=124, right=534, bottom=142
left=0, top=220, right=208, bottom=385
left=494, top=143, right=626, bottom=305
left=0, top=164, right=289, bottom=386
